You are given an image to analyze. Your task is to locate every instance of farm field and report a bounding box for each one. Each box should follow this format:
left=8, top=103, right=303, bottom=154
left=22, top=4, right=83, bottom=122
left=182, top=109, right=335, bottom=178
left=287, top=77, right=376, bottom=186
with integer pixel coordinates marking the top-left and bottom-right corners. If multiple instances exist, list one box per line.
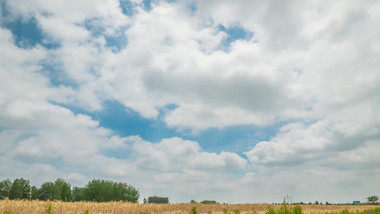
left=1, top=199, right=379, bottom=214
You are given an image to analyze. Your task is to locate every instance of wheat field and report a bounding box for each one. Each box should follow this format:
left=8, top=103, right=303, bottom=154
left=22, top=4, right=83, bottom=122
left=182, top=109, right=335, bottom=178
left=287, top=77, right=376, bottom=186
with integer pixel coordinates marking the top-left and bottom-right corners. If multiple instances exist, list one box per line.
left=1, top=199, right=379, bottom=214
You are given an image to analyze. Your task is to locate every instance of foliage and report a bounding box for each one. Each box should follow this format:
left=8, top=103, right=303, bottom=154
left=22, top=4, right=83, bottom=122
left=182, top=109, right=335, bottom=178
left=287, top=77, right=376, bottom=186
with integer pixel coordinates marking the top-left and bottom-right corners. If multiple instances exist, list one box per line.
left=31, top=186, right=38, bottom=200
left=31, top=178, right=72, bottom=201
left=292, top=206, right=302, bottom=214
left=37, top=182, right=55, bottom=201
left=148, top=196, right=169, bottom=204
left=53, top=178, right=72, bottom=201
left=46, top=202, right=53, bottom=214
left=84, top=179, right=139, bottom=202
left=72, top=187, right=87, bottom=202
left=1, top=178, right=139, bottom=203
left=9, top=178, right=31, bottom=200
left=189, top=206, right=197, bottom=214
left=0, top=179, right=12, bottom=199
left=367, top=195, right=379, bottom=204
left=201, top=200, right=217, bottom=204
left=266, top=198, right=303, bottom=214
left=362, top=207, right=380, bottom=214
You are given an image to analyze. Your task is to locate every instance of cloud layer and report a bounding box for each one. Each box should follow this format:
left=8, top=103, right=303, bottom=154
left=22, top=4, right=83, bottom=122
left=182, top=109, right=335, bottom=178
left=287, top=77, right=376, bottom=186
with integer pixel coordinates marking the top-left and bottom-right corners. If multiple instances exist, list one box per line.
left=1, top=0, right=380, bottom=203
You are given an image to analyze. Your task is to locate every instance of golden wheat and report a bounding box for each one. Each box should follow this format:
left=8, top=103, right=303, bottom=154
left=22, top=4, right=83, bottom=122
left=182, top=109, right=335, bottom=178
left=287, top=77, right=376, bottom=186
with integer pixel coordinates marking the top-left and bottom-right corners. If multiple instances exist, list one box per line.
left=0, top=199, right=379, bottom=214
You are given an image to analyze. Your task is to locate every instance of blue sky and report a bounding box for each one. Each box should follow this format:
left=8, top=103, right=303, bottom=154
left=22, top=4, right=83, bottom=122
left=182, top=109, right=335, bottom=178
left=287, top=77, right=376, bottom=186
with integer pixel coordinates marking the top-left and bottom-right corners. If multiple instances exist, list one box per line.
left=1, top=0, right=380, bottom=204
left=1, top=0, right=264, bottom=154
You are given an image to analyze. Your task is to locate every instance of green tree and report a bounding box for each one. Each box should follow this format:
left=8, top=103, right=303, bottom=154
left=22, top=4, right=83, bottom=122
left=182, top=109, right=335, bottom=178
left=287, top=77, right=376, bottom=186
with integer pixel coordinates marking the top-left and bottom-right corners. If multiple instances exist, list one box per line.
left=54, top=178, right=72, bottom=201
left=72, top=187, right=86, bottom=201
left=37, top=182, right=55, bottom=200
left=118, top=182, right=139, bottom=202
left=85, top=179, right=112, bottom=202
left=0, top=179, right=12, bottom=199
left=30, top=186, right=38, bottom=200
left=84, top=179, right=139, bottom=202
left=9, top=178, right=31, bottom=200
left=367, top=195, right=379, bottom=204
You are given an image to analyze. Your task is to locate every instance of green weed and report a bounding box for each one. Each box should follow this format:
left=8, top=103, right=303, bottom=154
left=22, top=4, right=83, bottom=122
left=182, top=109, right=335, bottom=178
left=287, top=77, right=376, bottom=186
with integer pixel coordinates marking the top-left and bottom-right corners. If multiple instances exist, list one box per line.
left=233, top=209, right=240, bottom=214
left=189, top=206, right=197, bottom=214
left=46, top=202, right=53, bottom=214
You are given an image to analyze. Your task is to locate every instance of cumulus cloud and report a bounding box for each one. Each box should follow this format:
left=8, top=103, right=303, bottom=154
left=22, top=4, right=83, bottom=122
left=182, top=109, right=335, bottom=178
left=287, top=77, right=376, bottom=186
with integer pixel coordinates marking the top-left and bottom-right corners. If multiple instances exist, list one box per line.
left=1, top=0, right=380, bottom=203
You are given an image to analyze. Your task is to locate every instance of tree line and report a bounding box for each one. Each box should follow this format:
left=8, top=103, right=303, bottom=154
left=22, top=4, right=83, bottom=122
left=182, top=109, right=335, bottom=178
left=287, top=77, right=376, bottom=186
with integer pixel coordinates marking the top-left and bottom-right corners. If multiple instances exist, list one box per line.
left=0, top=178, right=139, bottom=202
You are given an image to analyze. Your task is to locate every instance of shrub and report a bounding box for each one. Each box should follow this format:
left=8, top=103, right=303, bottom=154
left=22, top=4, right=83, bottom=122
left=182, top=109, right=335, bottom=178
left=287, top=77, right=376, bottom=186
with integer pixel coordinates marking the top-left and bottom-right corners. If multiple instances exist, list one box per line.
left=266, top=208, right=276, bottom=214
left=189, top=206, right=197, bottom=214
left=293, top=206, right=302, bottom=214
left=340, top=210, right=351, bottom=214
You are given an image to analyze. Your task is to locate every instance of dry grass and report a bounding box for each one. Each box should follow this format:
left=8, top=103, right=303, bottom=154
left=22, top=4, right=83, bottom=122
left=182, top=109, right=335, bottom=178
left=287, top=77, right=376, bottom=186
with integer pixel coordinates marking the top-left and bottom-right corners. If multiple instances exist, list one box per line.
left=0, top=199, right=379, bottom=214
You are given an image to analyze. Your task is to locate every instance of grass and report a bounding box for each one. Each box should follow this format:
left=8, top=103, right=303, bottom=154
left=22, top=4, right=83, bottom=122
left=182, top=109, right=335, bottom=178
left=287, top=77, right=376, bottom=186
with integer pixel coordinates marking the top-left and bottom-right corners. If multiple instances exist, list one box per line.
left=0, top=199, right=379, bottom=214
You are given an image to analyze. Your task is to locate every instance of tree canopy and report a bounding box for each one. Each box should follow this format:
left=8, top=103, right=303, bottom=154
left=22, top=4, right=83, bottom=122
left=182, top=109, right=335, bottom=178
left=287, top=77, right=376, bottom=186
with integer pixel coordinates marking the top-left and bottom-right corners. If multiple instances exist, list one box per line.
left=0, top=178, right=139, bottom=203
left=367, top=195, right=379, bottom=204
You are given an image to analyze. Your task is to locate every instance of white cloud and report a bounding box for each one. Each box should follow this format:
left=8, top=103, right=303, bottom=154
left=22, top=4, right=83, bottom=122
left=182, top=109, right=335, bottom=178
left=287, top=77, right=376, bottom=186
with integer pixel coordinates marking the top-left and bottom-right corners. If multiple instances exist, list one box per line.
left=132, top=137, right=246, bottom=171
left=1, top=0, right=380, bottom=203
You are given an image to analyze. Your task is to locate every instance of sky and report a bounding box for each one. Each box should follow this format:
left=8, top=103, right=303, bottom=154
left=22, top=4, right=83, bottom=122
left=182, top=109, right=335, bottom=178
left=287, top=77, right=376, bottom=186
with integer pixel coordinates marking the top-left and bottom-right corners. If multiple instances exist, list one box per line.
left=0, top=0, right=380, bottom=204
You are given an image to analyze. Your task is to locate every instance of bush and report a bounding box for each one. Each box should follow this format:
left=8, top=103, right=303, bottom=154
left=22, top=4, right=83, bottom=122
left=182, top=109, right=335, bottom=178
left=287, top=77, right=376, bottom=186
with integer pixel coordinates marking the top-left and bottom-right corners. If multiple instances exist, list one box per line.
left=362, top=208, right=380, bottom=214
left=266, top=201, right=303, bottom=214
left=189, top=206, right=197, bottom=214
left=293, top=206, right=302, bottom=214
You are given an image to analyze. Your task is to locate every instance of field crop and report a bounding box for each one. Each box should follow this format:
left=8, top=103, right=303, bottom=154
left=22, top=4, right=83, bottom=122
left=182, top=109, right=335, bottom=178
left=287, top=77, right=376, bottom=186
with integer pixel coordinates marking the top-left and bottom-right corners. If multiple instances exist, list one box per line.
left=0, top=199, right=379, bottom=214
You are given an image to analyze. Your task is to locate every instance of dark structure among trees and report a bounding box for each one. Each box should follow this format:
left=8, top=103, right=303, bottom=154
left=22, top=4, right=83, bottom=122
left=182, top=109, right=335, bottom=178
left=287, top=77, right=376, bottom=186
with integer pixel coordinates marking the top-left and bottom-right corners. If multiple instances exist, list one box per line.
left=0, top=178, right=139, bottom=203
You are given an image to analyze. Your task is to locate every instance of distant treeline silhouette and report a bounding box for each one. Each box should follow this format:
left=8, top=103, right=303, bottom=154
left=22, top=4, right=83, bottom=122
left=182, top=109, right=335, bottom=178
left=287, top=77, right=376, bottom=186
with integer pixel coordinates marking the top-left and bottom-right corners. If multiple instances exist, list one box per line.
left=0, top=178, right=139, bottom=202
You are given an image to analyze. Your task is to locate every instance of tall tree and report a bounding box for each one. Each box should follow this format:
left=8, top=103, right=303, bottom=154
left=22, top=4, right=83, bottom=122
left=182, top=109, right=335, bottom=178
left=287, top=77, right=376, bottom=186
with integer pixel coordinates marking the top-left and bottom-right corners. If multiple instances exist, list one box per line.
left=84, top=179, right=139, bottom=202
left=37, top=181, right=55, bottom=200
left=54, top=178, right=72, bottom=201
left=30, top=186, right=38, bottom=200
left=72, top=187, right=86, bottom=201
left=9, top=178, right=31, bottom=200
left=113, top=182, right=139, bottom=202
left=0, top=179, right=12, bottom=199
left=367, top=195, right=379, bottom=204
